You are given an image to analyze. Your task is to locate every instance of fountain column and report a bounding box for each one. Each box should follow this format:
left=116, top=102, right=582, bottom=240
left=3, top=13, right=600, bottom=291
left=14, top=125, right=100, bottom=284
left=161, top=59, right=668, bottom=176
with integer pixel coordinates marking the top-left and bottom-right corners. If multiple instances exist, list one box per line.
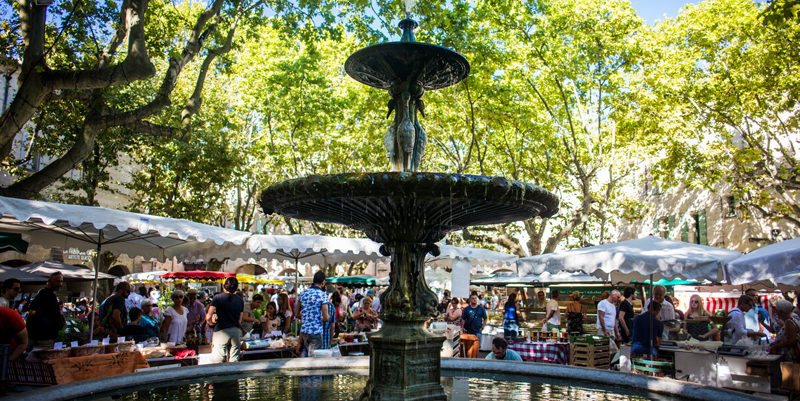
left=360, top=241, right=445, bottom=400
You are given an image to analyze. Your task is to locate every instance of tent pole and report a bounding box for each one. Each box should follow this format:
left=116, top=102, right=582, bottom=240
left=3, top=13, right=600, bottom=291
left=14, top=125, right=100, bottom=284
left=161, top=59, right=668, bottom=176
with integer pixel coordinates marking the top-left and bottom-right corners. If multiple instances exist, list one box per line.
left=89, top=231, right=103, bottom=341
left=649, top=273, right=654, bottom=360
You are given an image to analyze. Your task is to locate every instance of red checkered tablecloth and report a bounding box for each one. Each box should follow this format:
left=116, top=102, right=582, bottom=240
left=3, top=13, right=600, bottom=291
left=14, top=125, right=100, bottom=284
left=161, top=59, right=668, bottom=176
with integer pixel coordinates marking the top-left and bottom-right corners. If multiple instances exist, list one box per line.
left=507, top=342, right=569, bottom=365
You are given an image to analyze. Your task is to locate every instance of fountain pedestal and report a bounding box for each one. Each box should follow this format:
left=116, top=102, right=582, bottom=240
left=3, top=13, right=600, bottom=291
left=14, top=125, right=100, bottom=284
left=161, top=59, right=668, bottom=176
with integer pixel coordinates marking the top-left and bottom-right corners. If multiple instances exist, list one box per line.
left=362, top=323, right=446, bottom=401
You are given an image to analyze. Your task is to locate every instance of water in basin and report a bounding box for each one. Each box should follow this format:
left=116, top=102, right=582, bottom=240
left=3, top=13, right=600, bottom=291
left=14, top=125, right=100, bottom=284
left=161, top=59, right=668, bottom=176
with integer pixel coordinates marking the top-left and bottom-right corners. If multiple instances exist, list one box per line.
left=88, top=371, right=681, bottom=401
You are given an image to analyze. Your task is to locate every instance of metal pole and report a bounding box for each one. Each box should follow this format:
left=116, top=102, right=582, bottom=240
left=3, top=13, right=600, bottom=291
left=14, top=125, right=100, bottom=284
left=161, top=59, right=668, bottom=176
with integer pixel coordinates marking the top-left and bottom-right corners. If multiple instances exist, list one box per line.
left=648, top=274, right=654, bottom=360
left=89, top=231, right=103, bottom=341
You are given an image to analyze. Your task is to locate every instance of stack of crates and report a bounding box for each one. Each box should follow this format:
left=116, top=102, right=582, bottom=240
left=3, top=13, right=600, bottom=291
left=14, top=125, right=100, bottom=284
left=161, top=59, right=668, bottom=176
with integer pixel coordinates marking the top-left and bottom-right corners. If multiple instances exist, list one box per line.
left=569, top=335, right=610, bottom=369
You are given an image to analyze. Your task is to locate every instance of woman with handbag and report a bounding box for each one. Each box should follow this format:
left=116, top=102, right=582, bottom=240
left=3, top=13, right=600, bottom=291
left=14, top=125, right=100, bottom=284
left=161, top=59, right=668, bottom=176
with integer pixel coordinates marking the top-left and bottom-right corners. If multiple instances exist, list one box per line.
left=768, top=299, right=800, bottom=362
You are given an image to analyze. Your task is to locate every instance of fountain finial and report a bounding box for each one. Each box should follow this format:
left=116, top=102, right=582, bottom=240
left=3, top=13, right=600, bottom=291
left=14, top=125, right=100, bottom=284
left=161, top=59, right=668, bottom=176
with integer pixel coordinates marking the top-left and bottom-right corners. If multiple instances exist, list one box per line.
left=398, top=17, right=418, bottom=43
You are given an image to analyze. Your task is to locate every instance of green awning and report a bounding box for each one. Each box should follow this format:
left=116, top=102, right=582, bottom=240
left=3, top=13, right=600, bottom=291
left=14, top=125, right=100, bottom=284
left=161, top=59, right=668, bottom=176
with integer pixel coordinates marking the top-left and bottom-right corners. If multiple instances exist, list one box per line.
left=327, top=275, right=379, bottom=286
left=0, top=232, right=27, bottom=254
left=631, top=278, right=701, bottom=286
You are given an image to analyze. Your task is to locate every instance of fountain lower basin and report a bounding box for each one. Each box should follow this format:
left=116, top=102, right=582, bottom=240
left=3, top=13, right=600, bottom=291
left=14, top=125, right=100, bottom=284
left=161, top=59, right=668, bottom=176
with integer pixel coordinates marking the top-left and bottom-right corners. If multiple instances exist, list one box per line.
left=14, top=357, right=759, bottom=401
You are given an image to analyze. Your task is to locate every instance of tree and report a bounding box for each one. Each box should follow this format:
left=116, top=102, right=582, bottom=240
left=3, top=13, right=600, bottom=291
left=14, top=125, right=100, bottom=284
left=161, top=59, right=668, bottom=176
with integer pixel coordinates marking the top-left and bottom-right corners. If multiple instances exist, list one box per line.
left=0, top=0, right=262, bottom=198
left=637, top=0, right=800, bottom=228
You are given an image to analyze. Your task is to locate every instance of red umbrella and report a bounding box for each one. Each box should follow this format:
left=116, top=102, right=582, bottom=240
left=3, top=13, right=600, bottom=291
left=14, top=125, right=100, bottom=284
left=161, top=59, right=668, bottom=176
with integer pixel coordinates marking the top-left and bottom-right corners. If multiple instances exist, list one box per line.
left=160, top=270, right=235, bottom=280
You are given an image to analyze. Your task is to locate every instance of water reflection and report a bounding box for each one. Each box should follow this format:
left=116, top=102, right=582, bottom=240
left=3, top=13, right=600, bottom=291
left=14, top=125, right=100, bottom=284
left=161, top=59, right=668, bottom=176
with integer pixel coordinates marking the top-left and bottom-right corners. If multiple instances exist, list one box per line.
left=96, top=374, right=679, bottom=401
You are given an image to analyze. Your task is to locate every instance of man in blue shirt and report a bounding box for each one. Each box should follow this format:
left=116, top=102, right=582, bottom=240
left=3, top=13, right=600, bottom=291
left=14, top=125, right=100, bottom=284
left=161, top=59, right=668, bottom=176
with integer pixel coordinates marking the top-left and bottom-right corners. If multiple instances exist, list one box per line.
left=461, top=291, right=487, bottom=358
left=631, top=300, right=664, bottom=356
left=485, top=337, right=523, bottom=361
left=295, top=271, right=330, bottom=357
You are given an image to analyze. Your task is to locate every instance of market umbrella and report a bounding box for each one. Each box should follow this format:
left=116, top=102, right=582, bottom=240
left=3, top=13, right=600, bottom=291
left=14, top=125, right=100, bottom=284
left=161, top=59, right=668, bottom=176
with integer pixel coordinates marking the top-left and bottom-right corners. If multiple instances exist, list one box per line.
left=160, top=270, right=234, bottom=282
left=0, top=196, right=251, bottom=339
left=19, top=260, right=117, bottom=281
left=427, top=245, right=519, bottom=298
left=237, top=274, right=285, bottom=285
left=0, top=232, right=28, bottom=254
left=517, top=236, right=742, bottom=359
left=327, top=275, right=379, bottom=287
left=246, top=235, right=387, bottom=293
left=517, top=236, right=742, bottom=283
left=118, top=270, right=169, bottom=285
left=727, top=237, right=800, bottom=285
left=0, top=264, right=49, bottom=283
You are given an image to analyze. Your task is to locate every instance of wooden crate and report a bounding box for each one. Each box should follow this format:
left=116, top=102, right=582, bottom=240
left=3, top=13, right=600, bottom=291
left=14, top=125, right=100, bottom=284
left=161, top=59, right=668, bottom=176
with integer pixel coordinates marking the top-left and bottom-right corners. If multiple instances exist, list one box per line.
left=569, top=334, right=610, bottom=346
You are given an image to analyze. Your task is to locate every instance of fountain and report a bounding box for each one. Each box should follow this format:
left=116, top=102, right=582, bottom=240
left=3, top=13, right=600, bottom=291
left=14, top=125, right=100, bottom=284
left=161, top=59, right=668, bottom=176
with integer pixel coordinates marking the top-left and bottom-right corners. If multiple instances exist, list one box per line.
left=258, top=8, right=559, bottom=401
left=11, top=6, right=777, bottom=401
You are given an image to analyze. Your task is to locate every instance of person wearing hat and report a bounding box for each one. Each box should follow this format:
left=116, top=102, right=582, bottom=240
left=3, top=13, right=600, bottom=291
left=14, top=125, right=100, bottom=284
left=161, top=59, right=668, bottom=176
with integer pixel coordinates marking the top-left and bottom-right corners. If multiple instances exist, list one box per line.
left=186, top=288, right=205, bottom=328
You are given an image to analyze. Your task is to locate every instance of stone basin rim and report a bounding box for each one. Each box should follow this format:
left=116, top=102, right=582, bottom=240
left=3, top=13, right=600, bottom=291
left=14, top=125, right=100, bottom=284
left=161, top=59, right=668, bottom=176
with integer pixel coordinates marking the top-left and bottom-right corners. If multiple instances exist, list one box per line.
left=12, top=357, right=768, bottom=401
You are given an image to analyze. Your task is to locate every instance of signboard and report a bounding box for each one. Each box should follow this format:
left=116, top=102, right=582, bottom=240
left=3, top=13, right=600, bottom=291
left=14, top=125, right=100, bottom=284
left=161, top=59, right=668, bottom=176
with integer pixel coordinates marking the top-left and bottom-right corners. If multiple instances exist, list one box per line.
left=63, top=248, right=97, bottom=261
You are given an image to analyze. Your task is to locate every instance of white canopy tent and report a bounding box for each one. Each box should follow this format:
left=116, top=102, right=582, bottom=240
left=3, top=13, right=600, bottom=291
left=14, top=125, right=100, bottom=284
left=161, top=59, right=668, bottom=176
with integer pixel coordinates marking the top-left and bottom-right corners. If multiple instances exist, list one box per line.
left=517, top=236, right=742, bottom=283
left=247, top=235, right=388, bottom=291
left=425, top=245, right=519, bottom=298
left=116, top=270, right=170, bottom=284
left=0, top=196, right=251, bottom=339
left=19, top=259, right=117, bottom=281
left=727, top=237, right=800, bottom=285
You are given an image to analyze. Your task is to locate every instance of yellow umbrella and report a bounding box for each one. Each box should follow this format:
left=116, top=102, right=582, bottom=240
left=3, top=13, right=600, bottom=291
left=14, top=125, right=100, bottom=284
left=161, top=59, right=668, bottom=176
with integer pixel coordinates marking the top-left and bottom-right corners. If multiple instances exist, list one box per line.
left=236, top=274, right=285, bottom=285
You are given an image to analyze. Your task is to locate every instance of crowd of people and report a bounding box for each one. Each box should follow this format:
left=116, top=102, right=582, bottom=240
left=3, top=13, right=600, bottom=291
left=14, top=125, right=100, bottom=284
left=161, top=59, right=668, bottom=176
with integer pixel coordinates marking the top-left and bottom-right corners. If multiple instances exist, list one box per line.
left=4, top=272, right=800, bottom=367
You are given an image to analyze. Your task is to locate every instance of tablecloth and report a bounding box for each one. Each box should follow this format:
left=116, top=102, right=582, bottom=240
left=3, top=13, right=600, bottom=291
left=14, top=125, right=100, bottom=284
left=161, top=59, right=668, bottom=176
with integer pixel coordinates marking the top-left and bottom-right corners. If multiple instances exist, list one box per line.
left=43, top=351, right=149, bottom=384
left=508, top=342, right=569, bottom=365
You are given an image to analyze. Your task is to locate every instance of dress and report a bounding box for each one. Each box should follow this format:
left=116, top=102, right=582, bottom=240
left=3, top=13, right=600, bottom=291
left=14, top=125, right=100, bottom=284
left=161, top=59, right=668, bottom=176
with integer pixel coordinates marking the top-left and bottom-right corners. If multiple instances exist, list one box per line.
left=685, top=313, right=711, bottom=341
left=566, top=302, right=585, bottom=334
left=775, top=317, right=800, bottom=362
left=164, top=306, right=188, bottom=343
left=503, top=303, right=519, bottom=338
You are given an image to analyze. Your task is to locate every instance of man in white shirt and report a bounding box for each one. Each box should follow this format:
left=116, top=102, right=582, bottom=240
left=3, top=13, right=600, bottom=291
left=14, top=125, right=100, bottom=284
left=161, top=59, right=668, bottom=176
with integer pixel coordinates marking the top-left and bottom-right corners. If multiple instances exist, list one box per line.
left=596, top=290, right=621, bottom=341
left=726, top=295, right=766, bottom=344
left=541, top=290, right=561, bottom=332
left=643, top=285, right=678, bottom=340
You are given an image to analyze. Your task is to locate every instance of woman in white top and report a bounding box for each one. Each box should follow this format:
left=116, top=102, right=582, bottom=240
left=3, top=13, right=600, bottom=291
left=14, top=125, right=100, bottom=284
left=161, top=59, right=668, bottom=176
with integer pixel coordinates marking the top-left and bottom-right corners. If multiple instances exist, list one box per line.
left=162, top=290, right=188, bottom=343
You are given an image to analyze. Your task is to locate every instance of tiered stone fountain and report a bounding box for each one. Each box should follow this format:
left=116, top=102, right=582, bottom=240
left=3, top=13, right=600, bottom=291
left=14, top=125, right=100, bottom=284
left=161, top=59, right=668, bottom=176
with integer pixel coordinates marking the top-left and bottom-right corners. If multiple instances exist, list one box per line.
left=259, top=11, right=559, bottom=401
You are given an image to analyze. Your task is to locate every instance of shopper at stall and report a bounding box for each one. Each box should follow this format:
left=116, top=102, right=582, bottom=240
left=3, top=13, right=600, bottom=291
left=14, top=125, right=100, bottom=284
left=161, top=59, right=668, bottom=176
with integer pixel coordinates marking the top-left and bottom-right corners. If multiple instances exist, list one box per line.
left=0, top=278, right=21, bottom=309
left=277, top=293, right=293, bottom=333
left=631, top=301, right=663, bottom=357
left=138, top=299, right=161, bottom=339
left=643, top=285, right=678, bottom=340
left=540, top=290, right=561, bottom=332
left=596, top=290, right=621, bottom=341
left=618, top=287, right=635, bottom=343
left=461, top=291, right=487, bottom=358
left=208, top=277, right=245, bottom=362
left=295, top=271, right=330, bottom=357
left=0, top=306, right=27, bottom=360
left=122, top=307, right=149, bottom=342
left=485, top=337, right=523, bottom=361
left=27, top=271, right=64, bottom=348
left=261, top=301, right=281, bottom=334
left=445, top=297, right=462, bottom=326
left=503, top=293, right=521, bottom=338
left=321, top=293, right=336, bottom=350
left=98, top=282, right=131, bottom=339
left=185, top=289, right=206, bottom=329
left=566, top=291, right=587, bottom=335
left=125, top=286, right=145, bottom=312
left=353, top=296, right=379, bottom=332
left=726, top=295, right=766, bottom=344
left=683, top=294, right=720, bottom=341
left=768, top=300, right=800, bottom=362
left=241, top=294, right=263, bottom=336
left=162, top=290, right=188, bottom=343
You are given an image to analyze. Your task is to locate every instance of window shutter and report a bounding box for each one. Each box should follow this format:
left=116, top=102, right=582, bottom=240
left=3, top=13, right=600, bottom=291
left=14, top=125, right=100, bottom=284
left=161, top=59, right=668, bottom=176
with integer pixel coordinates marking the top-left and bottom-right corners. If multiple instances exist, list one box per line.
left=680, top=213, right=688, bottom=242
left=653, top=217, right=659, bottom=236
left=698, top=209, right=708, bottom=245
left=667, top=215, right=676, bottom=239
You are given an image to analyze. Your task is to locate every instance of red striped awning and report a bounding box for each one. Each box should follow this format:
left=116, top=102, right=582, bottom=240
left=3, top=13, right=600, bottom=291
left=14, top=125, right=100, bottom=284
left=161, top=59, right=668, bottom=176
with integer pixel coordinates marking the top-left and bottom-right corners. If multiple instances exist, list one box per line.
left=160, top=270, right=235, bottom=280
